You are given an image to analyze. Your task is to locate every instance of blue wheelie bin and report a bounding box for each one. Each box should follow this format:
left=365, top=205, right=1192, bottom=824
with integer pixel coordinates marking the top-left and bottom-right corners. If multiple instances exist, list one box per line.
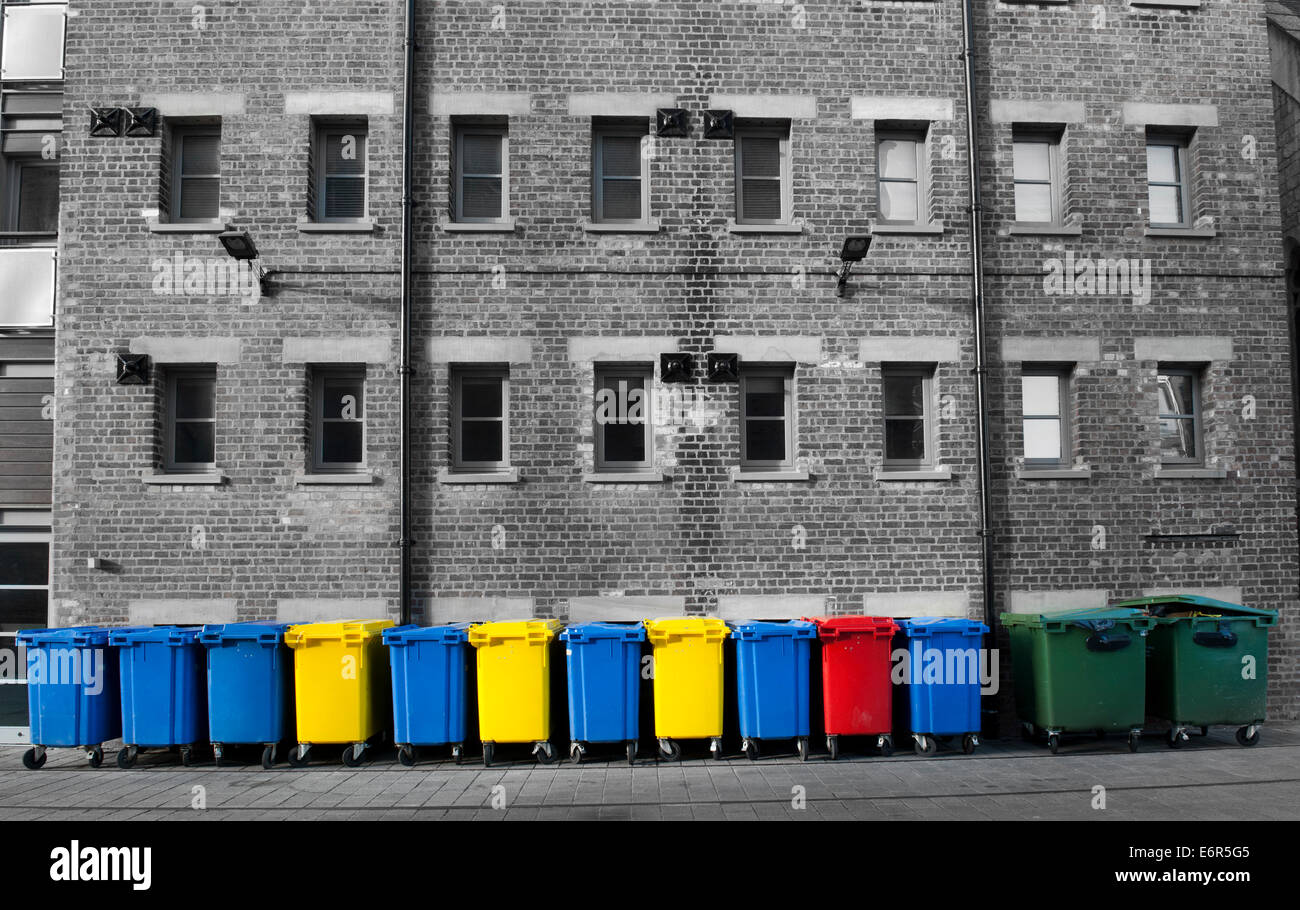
left=560, top=622, right=645, bottom=764
left=895, top=617, right=988, bottom=756
left=200, top=622, right=295, bottom=769
left=732, top=620, right=817, bottom=761
left=109, top=626, right=207, bottom=768
left=383, top=623, right=472, bottom=765
left=15, top=626, right=121, bottom=769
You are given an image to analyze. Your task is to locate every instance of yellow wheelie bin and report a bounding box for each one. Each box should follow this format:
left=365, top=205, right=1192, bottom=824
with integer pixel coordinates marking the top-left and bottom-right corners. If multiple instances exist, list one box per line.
left=644, top=617, right=730, bottom=760
left=283, top=619, right=394, bottom=767
left=468, top=620, right=562, bottom=766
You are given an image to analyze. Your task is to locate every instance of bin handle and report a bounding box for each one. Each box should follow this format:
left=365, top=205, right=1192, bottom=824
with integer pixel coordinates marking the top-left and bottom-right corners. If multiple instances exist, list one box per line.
left=1192, top=622, right=1238, bottom=648
left=1072, top=621, right=1131, bottom=652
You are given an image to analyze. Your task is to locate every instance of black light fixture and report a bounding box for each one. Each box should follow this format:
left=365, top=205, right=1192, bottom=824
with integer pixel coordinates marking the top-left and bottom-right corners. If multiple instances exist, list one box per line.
left=217, top=230, right=269, bottom=295
left=660, top=352, right=693, bottom=383
left=115, top=353, right=150, bottom=385
left=122, top=107, right=159, bottom=137
left=706, top=352, right=739, bottom=383
left=835, top=234, right=873, bottom=297
left=703, top=109, right=734, bottom=140
left=89, top=107, right=122, bottom=137
left=656, top=108, right=690, bottom=138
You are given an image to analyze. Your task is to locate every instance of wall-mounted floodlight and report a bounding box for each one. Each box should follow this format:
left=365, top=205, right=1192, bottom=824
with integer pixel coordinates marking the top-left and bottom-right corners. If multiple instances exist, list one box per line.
left=217, top=230, right=269, bottom=294
left=835, top=235, right=872, bottom=297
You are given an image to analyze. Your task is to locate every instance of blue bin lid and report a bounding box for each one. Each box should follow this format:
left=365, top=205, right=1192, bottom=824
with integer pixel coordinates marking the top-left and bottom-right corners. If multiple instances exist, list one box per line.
left=559, top=622, right=646, bottom=643
left=108, top=626, right=205, bottom=646
left=382, top=623, right=472, bottom=645
left=199, top=622, right=295, bottom=646
left=16, top=625, right=114, bottom=647
left=895, top=617, right=988, bottom=638
left=728, top=620, right=817, bottom=641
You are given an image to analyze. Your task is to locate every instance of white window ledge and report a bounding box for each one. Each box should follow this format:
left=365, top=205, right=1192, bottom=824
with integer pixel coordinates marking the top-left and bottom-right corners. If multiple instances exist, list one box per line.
left=582, top=219, right=661, bottom=234
left=582, top=471, right=667, bottom=483
left=732, top=469, right=811, bottom=482
left=872, top=221, right=945, bottom=235
left=1145, top=227, right=1216, bottom=239
left=1008, top=224, right=1083, bottom=236
left=147, top=219, right=231, bottom=234
left=874, top=467, right=953, bottom=482
left=1130, top=0, right=1199, bottom=8
left=727, top=219, right=805, bottom=235
left=1017, top=465, right=1092, bottom=480
left=143, top=472, right=227, bottom=485
left=1155, top=466, right=1227, bottom=479
left=438, top=468, right=520, bottom=484
left=294, top=472, right=376, bottom=485
left=298, top=220, right=377, bottom=234
left=441, top=219, right=517, bottom=233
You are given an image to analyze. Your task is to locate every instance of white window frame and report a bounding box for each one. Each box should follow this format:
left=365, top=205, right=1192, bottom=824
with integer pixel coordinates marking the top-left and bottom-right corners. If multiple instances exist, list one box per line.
left=314, top=120, right=369, bottom=223
left=1012, top=130, right=1063, bottom=226
left=169, top=124, right=221, bottom=223
left=594, top=364, right=653, bottom=472
left=1021, top=366, right=1071, bottom=468
left=452, top=121, right=509, bottom=224
left=592, top=122, right=649, bottom=224
left=882, top=365, right=935, bottom=469
left=163, top=367, right=216, bottom=474
left=1146, top=132, right=1192, bottom=229
left=876, top=129, right=928, bottom=226
left=311, top=367, right=366, bottom=474
left=739, top=367, right=795, bottom=470
left=734, top=122, right=792, bottom=225
left=450, top=366, right=510, bottom=472
left=1157, top=365, right=1203, bottom=466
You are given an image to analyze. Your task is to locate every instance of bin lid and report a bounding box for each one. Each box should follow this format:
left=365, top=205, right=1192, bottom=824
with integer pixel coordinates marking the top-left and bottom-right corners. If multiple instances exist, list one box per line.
left=383, top=623, right=472, bottom=645
left=199, top=622, right=295, bottom=646
left=803, top=615, right=897, bottom=640
left=895, top=617, right=988, bottom=638
left=467, top=619, right=562, bottom=648
left=643, top=617, right=730, bottom=643
left=1110, top=595, right=1278, bottom=625
left=16, top=626, right=114, bottom=647
left=1001, top=607, right=1153, bottom=631
left=108, top=626, right=205, bottom=646
left=559, top=622, right=646, bottom=643
left=283, top=619, right=395, bottom=648
left=729, top=620, right=817, bottom=641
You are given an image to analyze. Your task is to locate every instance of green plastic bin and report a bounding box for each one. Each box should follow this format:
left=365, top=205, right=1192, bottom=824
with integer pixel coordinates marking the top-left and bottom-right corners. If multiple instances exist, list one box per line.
left=1112, top=595, right=1277, bottom=748
left=1002, top=607, right=1155, bottom=754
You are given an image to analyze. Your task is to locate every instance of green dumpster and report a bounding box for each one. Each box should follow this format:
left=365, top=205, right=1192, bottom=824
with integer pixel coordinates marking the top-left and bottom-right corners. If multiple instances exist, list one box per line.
left=1112, top=595, right=1277, bottom=748
left=1001, top=607, right=1155, bottom=754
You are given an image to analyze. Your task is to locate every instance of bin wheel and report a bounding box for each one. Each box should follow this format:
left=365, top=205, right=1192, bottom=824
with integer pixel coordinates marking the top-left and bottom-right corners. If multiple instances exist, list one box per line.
left=1235, top=726, right=1259, bottom=747
left=1168, top=729, right=1188, bottom=749
left=452, top=743, right=465, bottom=765
left=962, top=733, right=978, bottom=755
left=914, top=735, right=938, bottom=757
left=1199, top=726, right=1209, bottom=737
left=88, top=747, right=104, bottom=768
left=22, top=748, right=46, bottom=770
left=569, top=742, right=584, bottom=764
left=341, top=743, right=366, bottom=767
left=742, top=739, right=759, bottom=761
left=878, top=735, right=894, bottom=757
left=627, top=741, right=637, bottom=765
left=482, top=743, right=494, bottom=767
left=710, top=737, right=723, bottom=760
left=116, top=747, right=138, bottom=769
left=287, top=745, right=310, bottom=768
left=1047, top=733, right=1060, bottom=755
left=213, top=744, right=224, bottom=768
left=826, top=735, right=840, bottom=761
left=657, top=739, right=681, bottom=762
left=534, top=742, right=555, bottom=765
left=1128, top=731, right=1141, bottom=753
left=261, top=745, right=277, bottom=770
left=180, top=745, right=196, bottom=767
left=796, top=737, right=810, bottom=762
left=398, top=745, right=418, bottom=767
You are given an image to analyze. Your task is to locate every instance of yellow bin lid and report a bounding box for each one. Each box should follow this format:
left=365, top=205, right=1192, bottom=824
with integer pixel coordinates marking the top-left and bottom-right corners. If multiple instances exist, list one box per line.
left=644, top=616, right=730, bottom=643
left=468, top=619, right=562, bottom=648
left=283, top=618, right=395, bottom=648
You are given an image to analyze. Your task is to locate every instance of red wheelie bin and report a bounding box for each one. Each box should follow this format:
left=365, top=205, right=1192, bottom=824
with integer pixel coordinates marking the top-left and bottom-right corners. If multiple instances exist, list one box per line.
left=806, top=615, right=898, bottom=758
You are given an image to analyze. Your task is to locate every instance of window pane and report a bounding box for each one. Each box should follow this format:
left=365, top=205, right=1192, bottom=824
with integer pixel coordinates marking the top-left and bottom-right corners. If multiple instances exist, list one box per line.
left=461, top=177, right=502, bottom=218
left=0, top=638, right=27, bottom=681
left=321, top=379, right=363, bottom=419
left=1158, top=374, right=1195, bottom=416
left=16, top=165, right=59, bottom=233
left=741, top=136, right=781, bottom=178
left=885, top=419, right=926, bottom=461
left=0, top=673, right=28, bottom=725
left=741, top=179, right=782, bottom=220
left=744, top=378, right=785, bottom=417
left=601, top=179, right=641, bottom=220
left=884, top=374, right=925, bottom=417
left=322, top=422, right=363, bottom=464
left=1021, top=375, right=1060, bottom=417
left=602, top=423, right=645, bottom=463
left=1013, top=141, right=1051, bottom=182
left=173, top=378, right=214, bottom=419
left=878, top=139, right=918, bottom=180
left=745, top=420, right=786, bottom=462
left=0, top=589, right=47, bottom=628
left=460, top=378, right=502, bottom=419
left=181, top=135, right=220, bottom=175
left=324, top=176, right=366, bottom=218
left=1, top=6, right=66, bottom=81
left=173, top=423, right=214, bottom=465
left=1146, top=144, right=1179, bottom=184
left=879, top=181, right=918, bottom=222
left=1160, top=418, right=1196, bottom=460
left=461, top=133, right=501, bottom=175
left=324, top=132, right=365, bottom=176
left=1024, top=419, right=1062, bottom=461
left=601, top=135, right=642, bottom=178
left=1014, top=183, right=1052, bottom=223
left=1148, top=185, right=1182, bottom=225
left=0, top=543, right=48, bottom=586
left=460, top=421, right=503, bottom=464
left=179, top=177, right=220, bottom=219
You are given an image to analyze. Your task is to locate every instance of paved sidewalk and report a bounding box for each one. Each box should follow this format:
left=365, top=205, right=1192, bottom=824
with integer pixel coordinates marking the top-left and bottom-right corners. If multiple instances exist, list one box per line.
left=1, top=726, right=1297, bottom=821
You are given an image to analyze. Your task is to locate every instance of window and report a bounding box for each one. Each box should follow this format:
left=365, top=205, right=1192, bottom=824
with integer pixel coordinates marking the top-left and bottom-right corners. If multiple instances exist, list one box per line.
left=1146, top=132, right=1191, bottom=228
left=169, top=125, right=221, bottom=222
left=450, top=367, right=509, bottom=471
left=594, top=365, right=652, bottom=471
left=1013, top=131, right=1061, bottom=225
left=1021, top=368, right=1070, bottom=467
left=452, top=120, right=508, bottom=223
left=734, top=122, right=790, bottom=224
left=740, top=368, right=794, bottom=469
left=592, top=121, right=648, bottom=223
left=164, top=368, right=216, bottom=473
left=882, top=366, right=934, bottom=468
left=1, top=2, right=67, bottom=82
left=312, top=121, right=367, bottom=222
left=312, top=369, right=365, bottom=473
left=1158, top=366, right=1202, bottom=465
left=1, top=90, right=62, bottom=233
left=876, top=129, right=927, bottom=224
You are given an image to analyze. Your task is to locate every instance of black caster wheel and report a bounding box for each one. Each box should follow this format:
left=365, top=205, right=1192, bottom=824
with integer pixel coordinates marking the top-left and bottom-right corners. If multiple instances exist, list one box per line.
left=88, top=747, right=104, bottom=768
left=962, top=733, right=978, bottom=755
left=742, top=739, right=758, bottom=761
left=627, top=740, right=637, bottom=765
left=1048, top=733, right=1061, bottom=755
left=452, top=743, right=465, bottom=765
left=287, top=745, right=310, bottom=768
left=398, top=745, right=417, bottom=767
left=261, top=745, right=277, bottom=770
left=180, top=745, right=196, bottom=767
left=1235, top=726, right=1259, bottom=747
left=569, top=742, right=584, bottom=764
left=534, top=742, right=555, bottom=765
left=1199, top=726, right=1209, bottom=737
left=1128, top=732, right=1141, bottom=753
left=878, top=736, right=894, bottom=757
left=657, top=739, right=681, bottom=762
left=1168, top=729, right=1188, bottom=749
left=482, top=742, right=494, bottom=768
left=22, top=748, right=46, bottom=770
left=213, top=745, right=224, bottom=768
left=826, top=735, right=840, bottom=761
left=710, top=738, right=723, bottom=761
left=341, top=743, right=366, bottom=767
left=117, top=747, right=137, bottom=769
left=914, top=735, right=938, bottom=757
left=796, top=736, right=810, bottom=762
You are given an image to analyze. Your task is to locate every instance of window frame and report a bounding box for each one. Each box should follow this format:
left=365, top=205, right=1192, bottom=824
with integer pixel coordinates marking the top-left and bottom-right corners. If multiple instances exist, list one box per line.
left=452, top=120, right=509, bottom=224
left=876, top=128, right=928, bottom=226
left=1146, top=132, right=1192, bottom=229
left=450, top=365, right=510, bottom=473
left=593, top=363, right=654, bottom=473
left=1021, top=366, right=1071, bottom=468
left=163, top=366, right=217, bottom=474
left=169, top=124, right=221, bottom=224
left=739, top=366, right=795, bottom=470
left=1157, top=365, right=1203, bottom=466
left=313, top=120, right=369, bottom=223
left=311, top=367, right=366, bottom=474
left=591, top=121, right=649, bottom=224
left=1012, top=130, right=1063, bottom=226
left=2, top=155, right=57, bottom=233
left=734, top=122, right=792, bottom=225
left=881, top=365, right=935, bottom=469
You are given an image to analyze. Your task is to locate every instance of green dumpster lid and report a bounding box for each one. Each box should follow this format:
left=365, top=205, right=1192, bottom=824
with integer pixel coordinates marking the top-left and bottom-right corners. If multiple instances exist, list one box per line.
left=1001, top=606, right=1151, bottom=629
left=1109, top=595, right=1277, bottom=620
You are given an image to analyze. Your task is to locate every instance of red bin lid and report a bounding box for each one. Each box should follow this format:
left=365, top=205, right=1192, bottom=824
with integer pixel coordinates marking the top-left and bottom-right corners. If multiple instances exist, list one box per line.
left=802, top=615, right=898, bottom=639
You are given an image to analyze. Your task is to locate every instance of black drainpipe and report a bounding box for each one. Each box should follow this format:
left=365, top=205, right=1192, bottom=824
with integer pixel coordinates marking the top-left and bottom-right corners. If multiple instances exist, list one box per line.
left=960, top=0, right=997, bottom=725
left=399, top=0, right=417, bottom=625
